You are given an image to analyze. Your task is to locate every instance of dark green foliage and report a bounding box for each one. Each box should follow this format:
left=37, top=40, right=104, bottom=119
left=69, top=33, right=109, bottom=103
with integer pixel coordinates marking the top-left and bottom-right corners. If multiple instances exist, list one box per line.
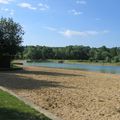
left=0, top=55, right=11, bottom=68
left=0, top=17, right=24, bottom=68
left=22, top=45, right=120, bottom=63
left=113, top=56, right=120, bottom=63
left=23, top=45, right=91, bottom=60
left=23, top=46, right=54, bottom=60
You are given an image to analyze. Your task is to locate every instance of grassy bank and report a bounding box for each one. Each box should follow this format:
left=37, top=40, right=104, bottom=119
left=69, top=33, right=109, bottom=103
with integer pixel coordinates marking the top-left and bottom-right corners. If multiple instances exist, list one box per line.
left=0, top=90, right=51, bottom=120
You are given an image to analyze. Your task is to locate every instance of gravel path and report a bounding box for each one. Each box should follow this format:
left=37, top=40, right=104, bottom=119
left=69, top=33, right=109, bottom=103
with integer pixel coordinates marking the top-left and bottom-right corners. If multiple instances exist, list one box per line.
left=0, top=66, right=120, bottom=120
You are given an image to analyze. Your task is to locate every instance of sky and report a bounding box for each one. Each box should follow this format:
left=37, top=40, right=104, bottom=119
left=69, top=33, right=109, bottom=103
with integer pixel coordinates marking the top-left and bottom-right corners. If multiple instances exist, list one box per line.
left=0, top=0, right=120, bottom=48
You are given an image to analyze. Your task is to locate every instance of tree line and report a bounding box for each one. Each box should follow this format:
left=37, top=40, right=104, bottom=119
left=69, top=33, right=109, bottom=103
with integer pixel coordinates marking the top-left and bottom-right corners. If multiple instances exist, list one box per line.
left=17, top=45, right=120, bottom=63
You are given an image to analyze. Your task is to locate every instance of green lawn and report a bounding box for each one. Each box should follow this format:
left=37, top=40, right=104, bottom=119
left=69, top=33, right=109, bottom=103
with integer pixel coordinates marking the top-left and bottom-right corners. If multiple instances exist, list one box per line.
left=0, top=90, right=51, bottom=120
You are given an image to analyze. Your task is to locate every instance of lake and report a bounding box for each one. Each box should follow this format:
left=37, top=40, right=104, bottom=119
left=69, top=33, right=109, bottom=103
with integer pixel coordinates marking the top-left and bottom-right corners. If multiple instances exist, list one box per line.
left=24, top=62, right=120, bottom=74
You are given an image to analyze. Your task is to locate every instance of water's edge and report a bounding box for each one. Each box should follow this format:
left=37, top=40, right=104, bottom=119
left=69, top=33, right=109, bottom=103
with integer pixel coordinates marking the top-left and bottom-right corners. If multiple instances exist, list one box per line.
left=24, top=62, right=120, bottom=74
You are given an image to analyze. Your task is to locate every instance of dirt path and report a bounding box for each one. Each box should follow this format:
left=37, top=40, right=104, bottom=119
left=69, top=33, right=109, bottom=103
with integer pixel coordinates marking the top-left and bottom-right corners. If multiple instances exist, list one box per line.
left=0, top=66, right=120, bottom=120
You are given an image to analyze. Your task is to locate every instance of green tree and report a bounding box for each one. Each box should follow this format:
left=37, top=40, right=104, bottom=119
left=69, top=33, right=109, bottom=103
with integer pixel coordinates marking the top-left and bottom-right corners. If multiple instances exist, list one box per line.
left=22, top=45, right=120, bottom=64
left=113, top=56, right=120, bottom=63
left=110, top=47, right=117, bottom=57
left=0, top=17, right=24, bottom=68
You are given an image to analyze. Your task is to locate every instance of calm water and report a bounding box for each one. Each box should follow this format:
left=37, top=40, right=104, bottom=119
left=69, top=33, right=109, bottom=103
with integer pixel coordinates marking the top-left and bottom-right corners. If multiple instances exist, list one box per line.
left=24, top=62, right=120, bottom=74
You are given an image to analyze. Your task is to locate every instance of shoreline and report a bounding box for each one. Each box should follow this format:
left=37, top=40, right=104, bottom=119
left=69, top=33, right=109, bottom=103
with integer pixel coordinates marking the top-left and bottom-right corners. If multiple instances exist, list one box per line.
left=13, top=59, right=120, bottom=66
left=13, top=60, right=120, bottom=75
left=49, top=59, right=120, bottom=66
left=23, top=65, right=119, bottom=76
left=23, top=62, right=120, bottom=75
left=23, top=66, right=120, bottom=78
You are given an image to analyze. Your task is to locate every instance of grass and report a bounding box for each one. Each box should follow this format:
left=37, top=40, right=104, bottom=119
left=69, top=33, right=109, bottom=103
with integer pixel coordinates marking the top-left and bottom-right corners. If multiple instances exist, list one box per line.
left=0, top=90, right=51, bottom=120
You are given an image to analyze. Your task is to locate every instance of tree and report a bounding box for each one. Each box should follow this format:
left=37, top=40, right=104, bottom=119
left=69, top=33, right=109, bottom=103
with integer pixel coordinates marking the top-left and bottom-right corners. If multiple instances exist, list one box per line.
left=113, top=56, right=120, bottom=63
left=0, top=17, right=24, bottom=68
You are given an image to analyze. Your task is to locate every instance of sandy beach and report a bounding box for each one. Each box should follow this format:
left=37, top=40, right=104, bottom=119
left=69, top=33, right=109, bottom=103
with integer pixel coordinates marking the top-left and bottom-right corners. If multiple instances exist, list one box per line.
left=0, top=66, right=120, bottom=120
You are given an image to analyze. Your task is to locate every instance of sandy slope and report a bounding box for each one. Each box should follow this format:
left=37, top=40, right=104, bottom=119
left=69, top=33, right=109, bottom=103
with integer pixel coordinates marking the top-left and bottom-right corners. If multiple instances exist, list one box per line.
left=0, top=66, right=120, bottom=120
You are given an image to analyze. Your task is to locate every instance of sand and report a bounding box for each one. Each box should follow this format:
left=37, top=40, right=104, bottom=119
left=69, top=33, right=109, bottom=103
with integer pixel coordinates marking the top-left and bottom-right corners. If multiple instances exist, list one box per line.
left=0, top=66, right=120, bottom=120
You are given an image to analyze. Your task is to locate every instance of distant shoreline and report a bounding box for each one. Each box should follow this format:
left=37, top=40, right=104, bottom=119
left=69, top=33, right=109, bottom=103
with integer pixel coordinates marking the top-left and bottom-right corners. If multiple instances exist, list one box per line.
left=13, top=59, right=120, bottom=67
left=12, top=60, right=120, bottom=75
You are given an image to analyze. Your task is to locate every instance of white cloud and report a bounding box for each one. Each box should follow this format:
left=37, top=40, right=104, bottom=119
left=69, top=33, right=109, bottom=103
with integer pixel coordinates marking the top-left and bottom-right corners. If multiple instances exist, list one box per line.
left=0, top=0, right=14, bottom=4
left=60, top=30, right=97, bottom=37
left=69, top=9, right=83, bottom=16
left=18, top=2, right=50, bottom=11
left=59, top=29, right=109, bottom=37
left=18, top=3, right=37, bottom=10
left=1, top=8, right=14, bottom=15
left=38, top=3, right=49, bottom=11
left=43, top=26, right=110, bottom=38
left=44, top=26, right=57, bottom=31
left=76, top=0, right=87, bottom=5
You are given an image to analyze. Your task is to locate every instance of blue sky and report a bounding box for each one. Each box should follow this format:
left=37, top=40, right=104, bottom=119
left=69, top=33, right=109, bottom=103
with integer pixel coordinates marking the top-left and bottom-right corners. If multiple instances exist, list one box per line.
left=0, top=0, right=120, bottom=47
